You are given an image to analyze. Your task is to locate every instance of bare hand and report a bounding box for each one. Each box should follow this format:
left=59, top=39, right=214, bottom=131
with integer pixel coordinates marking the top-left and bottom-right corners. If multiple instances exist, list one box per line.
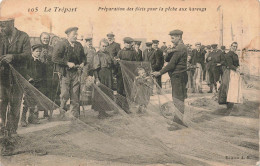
left=67, top=62, right=75, bottom=68
left=216, top=63, right=221, bottom=66
left=152, top=71, right=161, bottom=77
left=79, top=63, right=84, bottom=69
left=2, top=54, right=14, bottom=63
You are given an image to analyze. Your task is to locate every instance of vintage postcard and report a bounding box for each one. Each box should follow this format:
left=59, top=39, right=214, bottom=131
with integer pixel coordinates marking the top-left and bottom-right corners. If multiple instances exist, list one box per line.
left=0, top=0, right=259, bottom=165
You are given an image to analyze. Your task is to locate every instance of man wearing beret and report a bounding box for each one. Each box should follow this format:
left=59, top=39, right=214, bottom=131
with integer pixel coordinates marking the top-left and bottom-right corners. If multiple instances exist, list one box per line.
left=133, top=41, right=143, bottom=61
left=52, top=27, right=85, bottom=118
left=115, top=37, right=137, bottom=113
left=151, top=40, right=164, bottom=87
left=152, top=30, right=188, bottom=126
left=206, top=44, right=222, bottom=93
left=0, top=18, right=31, bottom=142
left=191, top=42, right=205, bottom=93
left=143, top=42, right=154, bottom=62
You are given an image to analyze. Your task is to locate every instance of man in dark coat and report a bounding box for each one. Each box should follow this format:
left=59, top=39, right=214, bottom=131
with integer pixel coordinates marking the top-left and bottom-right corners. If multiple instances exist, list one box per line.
left=0, top=18, right=31, bottom=139
left=191, top=42, right=206, bottom=93
left=105, top=32, right=121, bottom=89
left=152, top=30, right=187, bottom=126
left=115, top=37, right=137, bottom=113
left=206, top=44, right=223, bottom=93
left=52, top=27, right=85, bottom=118
left=133, top=40, right=142, bottom=61
left=151, top=40, right=164, bottom=87
left=161, top=42, right=167, bottom=52
left=142, top=42, right=154, bottom=62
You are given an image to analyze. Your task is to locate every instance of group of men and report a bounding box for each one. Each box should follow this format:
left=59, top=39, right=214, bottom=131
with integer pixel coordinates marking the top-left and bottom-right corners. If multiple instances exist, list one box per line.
left=0, top=17, right=233, bottom=155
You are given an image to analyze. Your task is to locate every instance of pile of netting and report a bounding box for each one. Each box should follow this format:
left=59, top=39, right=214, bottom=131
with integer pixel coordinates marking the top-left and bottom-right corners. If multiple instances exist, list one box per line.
left=0, top=61, right=258, bottom=166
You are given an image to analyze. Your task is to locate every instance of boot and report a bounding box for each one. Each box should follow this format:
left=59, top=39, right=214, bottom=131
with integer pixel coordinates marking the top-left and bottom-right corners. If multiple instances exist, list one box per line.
left=208, top=85, right=213, bottom=93
left=98, top=111, right=111, bottom=119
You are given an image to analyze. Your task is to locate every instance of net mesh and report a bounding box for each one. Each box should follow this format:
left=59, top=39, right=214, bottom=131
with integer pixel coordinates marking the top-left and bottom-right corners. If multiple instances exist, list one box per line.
left=0, top=61, right=258, bottom=166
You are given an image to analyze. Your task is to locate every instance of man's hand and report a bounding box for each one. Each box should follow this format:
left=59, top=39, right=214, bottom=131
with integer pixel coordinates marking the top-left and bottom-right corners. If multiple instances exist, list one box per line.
left=152, top=71, right=161, bottom=77
left=79, top=63, right=84, bottom=69
left=95, top=78, right=100, bottom=86
left=67, top=62, right=75, bottom=68
left=216, top=63, right=221, bottom=66
left=2, top=54, right=14, bottom=63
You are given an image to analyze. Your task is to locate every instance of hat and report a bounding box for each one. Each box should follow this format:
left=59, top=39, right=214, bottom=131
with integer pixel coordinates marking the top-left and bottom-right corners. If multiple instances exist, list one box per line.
left=134, top=40, right=142, bottom=45
left=107, top=32, right=115, bottom=38
left=169, top=29, right=183, bottom=36
left=221, top=46, right=226, bottom=50
left=152, top=40, right=159, bottom=44
left=206, top=45, right=211, bottom=49
left=123, top=37, right=134, bottom=43
left=85, top=37, right=93, bottom=41
left=32, top=44, right=42, bottom=51
left=163, top=42, right=166, bottom=44
left=195, top=42, right=201, bottom=46
left=211, top=44, right=218, bottom=48
left=65, top=27, right=78, bottom=35
left=145, top=42, right=153, bottom=46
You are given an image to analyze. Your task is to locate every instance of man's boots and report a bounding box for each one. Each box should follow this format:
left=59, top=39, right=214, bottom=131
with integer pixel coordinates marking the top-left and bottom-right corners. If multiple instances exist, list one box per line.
left=208, top=84, right=213, bottom=93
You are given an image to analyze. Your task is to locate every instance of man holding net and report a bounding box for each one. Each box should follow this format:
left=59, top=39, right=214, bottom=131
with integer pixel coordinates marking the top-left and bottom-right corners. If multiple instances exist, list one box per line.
left=0, top=17, right=31, bottom=155
left=152, top=29, right=188, bottom=126
left=52, top=27, right=85, bottom=118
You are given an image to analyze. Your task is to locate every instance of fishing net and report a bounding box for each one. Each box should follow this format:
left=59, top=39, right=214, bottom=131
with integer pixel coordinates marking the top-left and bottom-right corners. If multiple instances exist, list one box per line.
left=0, top=60, right=258, bottom=166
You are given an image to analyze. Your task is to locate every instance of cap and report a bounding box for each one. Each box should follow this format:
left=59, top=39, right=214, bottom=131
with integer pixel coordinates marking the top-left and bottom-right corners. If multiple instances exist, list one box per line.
left=145, top=42, right=153, bottom=46
left=152, top=40, right=159, bottom=44
left=32, top=44, right=42, bottom=51
left=221, top=46, right=226, bottom=50
left=85, top=37, right=93, bottom=41
left=206, top=45, right=211, bottom=49
left=65, top=27, right=78, bottom=35
left=169, top=29, right=183, bottom=36
left=195, top=42, right=201, bottom=46
left=134, top=40, right=142, bottom=45
left=107, top=32, right=115, bottom=38
left=163, top=42, right=166, bottom=44
left=211, top=44, right=218, bottom=48
left=123, top=37, right=134, bottom=43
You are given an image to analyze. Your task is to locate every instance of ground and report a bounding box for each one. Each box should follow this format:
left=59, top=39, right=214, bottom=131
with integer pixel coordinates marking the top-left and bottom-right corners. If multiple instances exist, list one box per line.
left=0, top=78, right=259, bottom=166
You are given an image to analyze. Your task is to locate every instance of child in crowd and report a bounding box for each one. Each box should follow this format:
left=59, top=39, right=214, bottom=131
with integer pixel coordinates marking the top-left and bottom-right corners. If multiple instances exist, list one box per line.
left=132, top=67, right=153, bottom=113
left=21, top=44, right=47, bottom=127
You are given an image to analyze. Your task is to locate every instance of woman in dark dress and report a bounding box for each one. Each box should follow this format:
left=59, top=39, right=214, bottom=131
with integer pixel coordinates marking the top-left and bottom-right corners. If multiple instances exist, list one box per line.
left=92, top=39, right=114, bottom=118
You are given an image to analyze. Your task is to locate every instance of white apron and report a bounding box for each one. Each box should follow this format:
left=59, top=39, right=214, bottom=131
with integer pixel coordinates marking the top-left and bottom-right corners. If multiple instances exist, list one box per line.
left=227, top=70, right=243, bottom=103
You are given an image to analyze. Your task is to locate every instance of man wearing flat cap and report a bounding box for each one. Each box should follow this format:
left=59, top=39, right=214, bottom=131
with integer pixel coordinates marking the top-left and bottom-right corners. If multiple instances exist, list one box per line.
left=161, top=42, right=167, bottom=52
left=206, top=44, right=222, bottom=93
left=0, top=18, right=31, bottom=143
left=133, top=41, right=143, bottom=61
left=191, top=42, right=206, bottom=93
left=81, top=36, right=96, bottom=106
left=52, top=27, right=86, bottom=118
left=152, top=29, right=188, bottom=126
left=114, top=37, right=137, bottom=113
left=150, top=40, right=164, bottom=88
left=143, top=42, right=154, bottom=62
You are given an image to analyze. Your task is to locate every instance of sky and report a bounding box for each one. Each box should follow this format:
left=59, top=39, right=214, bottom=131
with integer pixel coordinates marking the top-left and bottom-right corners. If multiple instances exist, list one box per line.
left=0, top=0, right=259, bottom=49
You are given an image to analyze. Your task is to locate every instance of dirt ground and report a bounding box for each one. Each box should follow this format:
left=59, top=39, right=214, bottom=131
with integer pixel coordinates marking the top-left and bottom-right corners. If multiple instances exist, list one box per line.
left=0, top=78, right=259, bottom=166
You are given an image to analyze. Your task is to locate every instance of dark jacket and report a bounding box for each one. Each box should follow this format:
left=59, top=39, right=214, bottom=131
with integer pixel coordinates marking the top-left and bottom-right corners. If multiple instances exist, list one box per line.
left=0, top=28, right=31, bottom=77
left=160, top=42, right=187, bottom=76
left=206, top=49, right=223, bottom=68
left=116, top=47, right=136, bottom=77
left=105, top=42, right=121, bottom=58
left=143, top=48, right=155, bottom=62
left=151, top=48, right=164, bottom=71
left=52, top=39, right=85, bottom=76
left=134, top=48, right=143, bottom=61
left=191, top=49, right=205, bottom=66
left=225, top=51, right=239, bottom=71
